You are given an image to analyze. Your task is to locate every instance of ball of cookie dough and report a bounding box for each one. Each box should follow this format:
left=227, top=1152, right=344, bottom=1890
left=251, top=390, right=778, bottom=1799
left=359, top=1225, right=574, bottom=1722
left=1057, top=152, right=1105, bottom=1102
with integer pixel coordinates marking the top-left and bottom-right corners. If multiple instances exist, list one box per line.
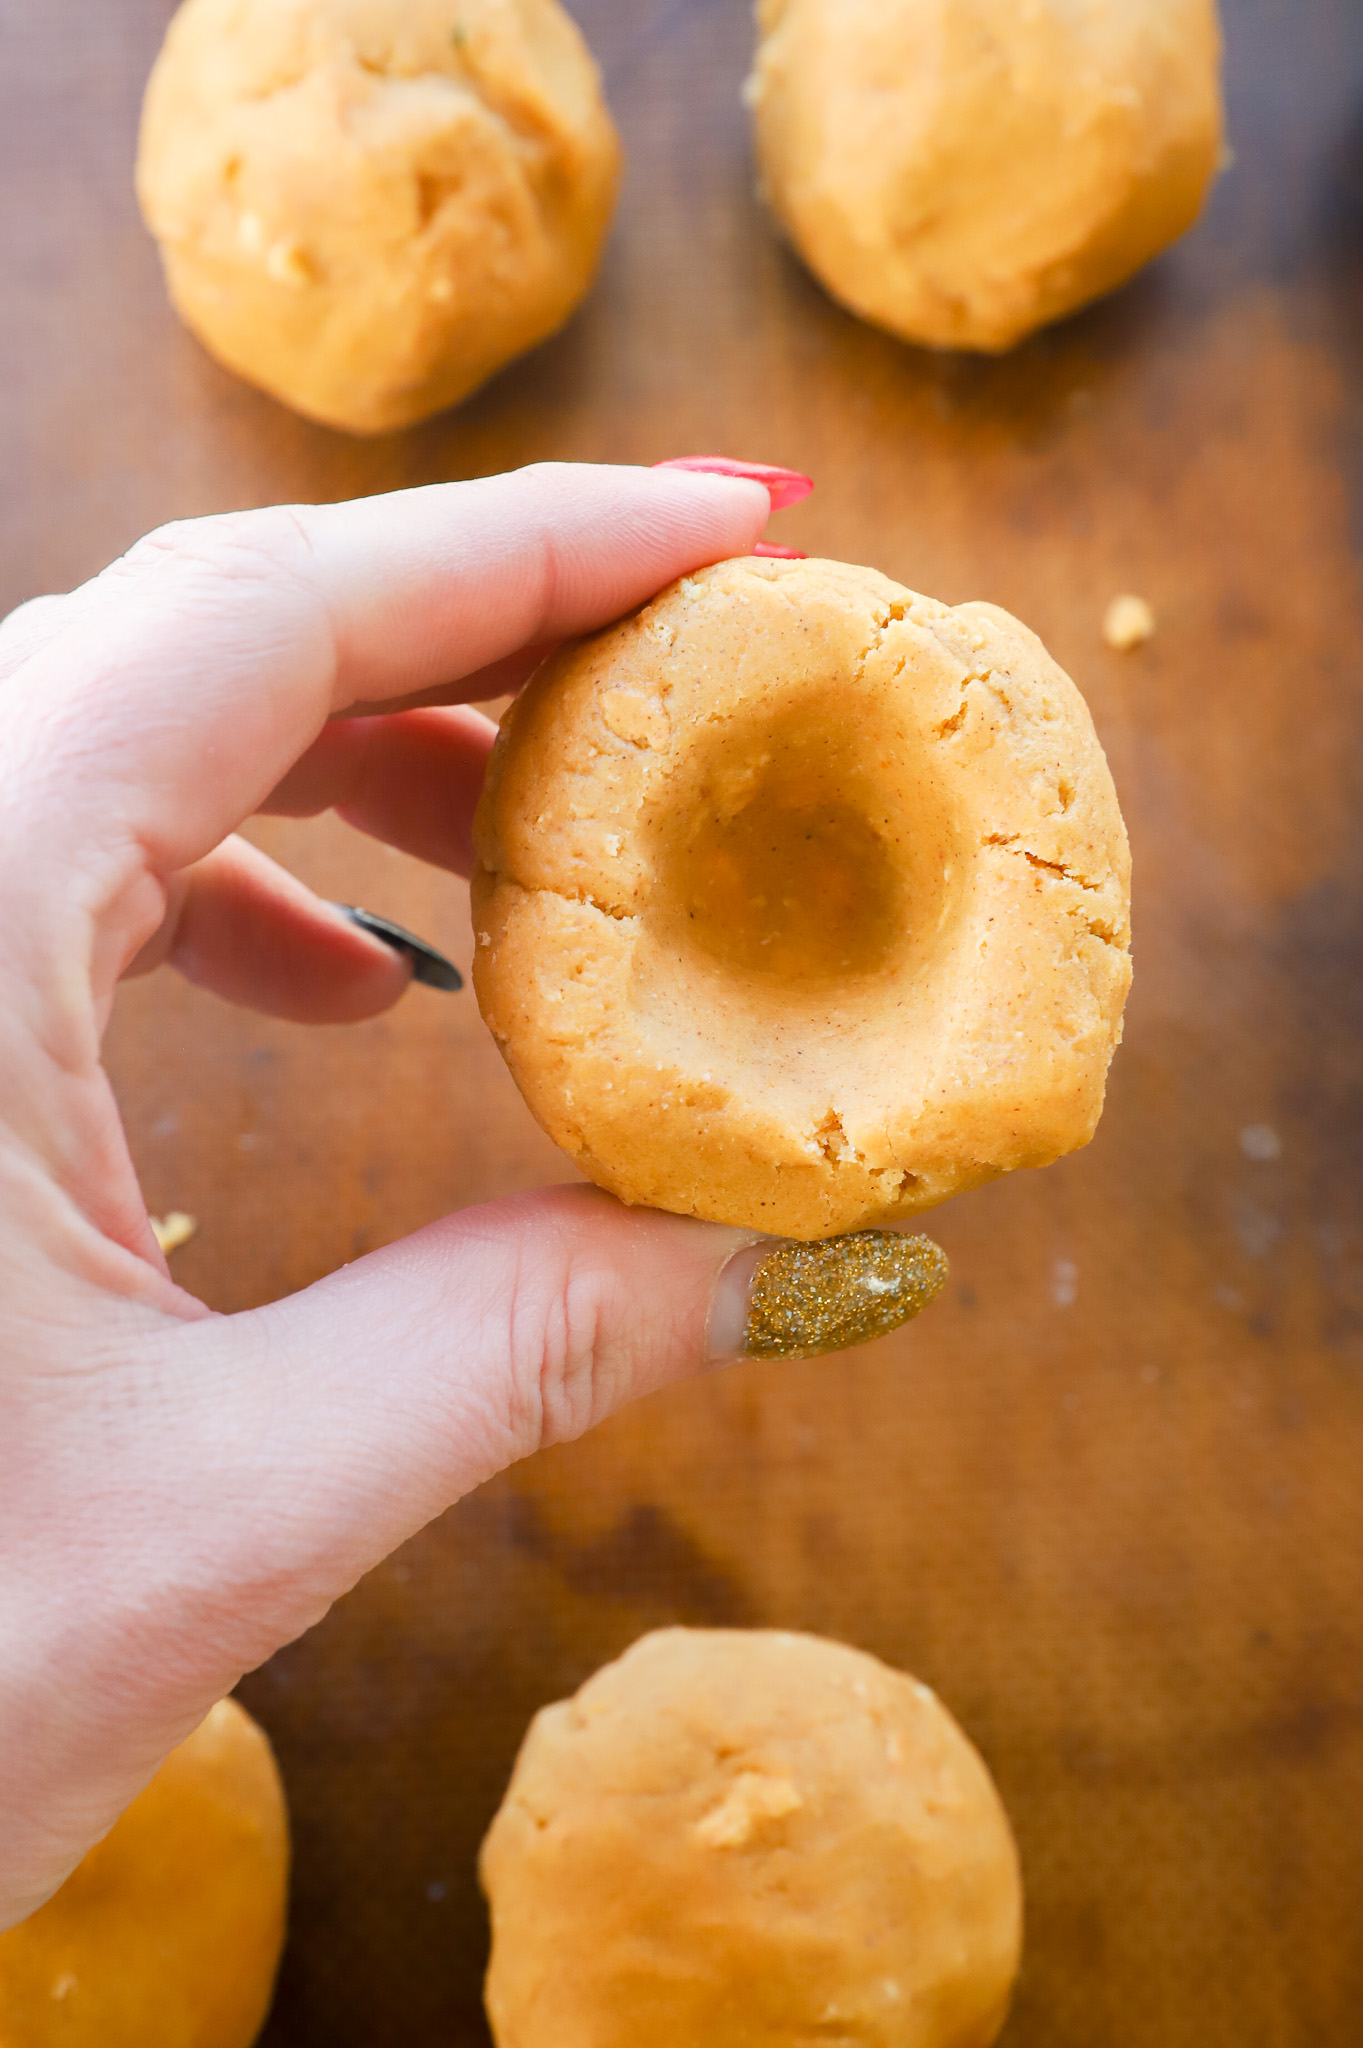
left=472, top=556, right=1131, bottom=1241
left=136, top=0, right=621, bottom=433
left=0, top=1699, right=289, bottom=2048
left=749, top=0, right=1224, bottom=352
left=480, top=1628, right=1022, bottom=2048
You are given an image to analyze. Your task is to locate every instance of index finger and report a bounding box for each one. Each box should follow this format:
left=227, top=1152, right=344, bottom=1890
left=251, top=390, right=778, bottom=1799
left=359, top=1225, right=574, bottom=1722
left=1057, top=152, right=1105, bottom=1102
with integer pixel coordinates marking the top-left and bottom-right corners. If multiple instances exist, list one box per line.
left=0, top=463, right=769, bottom=919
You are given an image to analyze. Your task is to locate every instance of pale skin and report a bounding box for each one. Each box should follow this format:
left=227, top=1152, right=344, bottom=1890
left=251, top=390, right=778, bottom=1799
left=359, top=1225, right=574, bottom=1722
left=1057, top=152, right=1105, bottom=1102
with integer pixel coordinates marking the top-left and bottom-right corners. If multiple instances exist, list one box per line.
left=0, top=462, right=777, bottom=1932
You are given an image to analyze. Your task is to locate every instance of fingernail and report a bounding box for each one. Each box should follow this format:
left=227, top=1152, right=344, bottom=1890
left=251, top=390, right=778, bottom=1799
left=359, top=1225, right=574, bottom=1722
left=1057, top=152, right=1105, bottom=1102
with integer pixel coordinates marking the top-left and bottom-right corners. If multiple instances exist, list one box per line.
left=710, top=1231, right=948, bottom=1363
left=752, top=543, right=807, bottom=559
left=333, top=905, right=463, bottom=992
left=654, top=456, right=814, bottom=512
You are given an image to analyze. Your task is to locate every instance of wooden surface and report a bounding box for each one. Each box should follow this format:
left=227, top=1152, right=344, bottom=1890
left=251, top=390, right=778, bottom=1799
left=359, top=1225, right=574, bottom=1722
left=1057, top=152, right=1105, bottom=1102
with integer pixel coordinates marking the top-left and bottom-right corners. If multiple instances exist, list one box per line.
left=4, top=2, right=1363, bottom=2041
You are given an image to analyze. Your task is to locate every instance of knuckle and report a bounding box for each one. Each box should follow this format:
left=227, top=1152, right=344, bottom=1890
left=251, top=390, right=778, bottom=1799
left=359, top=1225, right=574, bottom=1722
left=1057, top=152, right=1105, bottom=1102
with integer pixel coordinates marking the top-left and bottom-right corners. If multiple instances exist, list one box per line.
left=112, top=506, right=315, bottom=594
left=508, top=1251, right=616, bottom=1452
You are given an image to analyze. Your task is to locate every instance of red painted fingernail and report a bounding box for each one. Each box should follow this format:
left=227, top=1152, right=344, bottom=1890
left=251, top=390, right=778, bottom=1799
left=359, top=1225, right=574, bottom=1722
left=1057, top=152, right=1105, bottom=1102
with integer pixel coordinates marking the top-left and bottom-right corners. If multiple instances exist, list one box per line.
left=654, top=456, right=814, bottom=512
left=752, top=543, right=807, bottom=559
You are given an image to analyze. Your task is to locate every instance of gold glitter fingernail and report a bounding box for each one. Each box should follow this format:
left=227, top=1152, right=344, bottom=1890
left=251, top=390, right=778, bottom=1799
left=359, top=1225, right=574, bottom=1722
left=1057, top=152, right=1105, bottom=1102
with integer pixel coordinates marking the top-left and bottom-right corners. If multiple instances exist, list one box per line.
left=743, top=1231, right=948, bottom=1361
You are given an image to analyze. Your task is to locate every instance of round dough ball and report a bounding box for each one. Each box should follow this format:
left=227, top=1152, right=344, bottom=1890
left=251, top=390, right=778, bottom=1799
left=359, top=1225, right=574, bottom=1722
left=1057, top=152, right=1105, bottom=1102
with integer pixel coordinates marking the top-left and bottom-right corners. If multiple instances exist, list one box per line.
left=480, top=1628, right=1023, bottom=2048
left=472, top=556, right=1131, bottom=1240
left=0, top=1699, right=289, bottom=2048
left=136, top=0, right=621, bottom=433
left=749, top=0, right=1224, bottom=352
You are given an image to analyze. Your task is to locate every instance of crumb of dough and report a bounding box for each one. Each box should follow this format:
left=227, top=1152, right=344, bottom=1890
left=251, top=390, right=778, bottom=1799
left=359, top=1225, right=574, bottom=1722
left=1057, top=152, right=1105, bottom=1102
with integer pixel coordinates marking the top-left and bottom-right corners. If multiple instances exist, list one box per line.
left=151, top=1212, right=198, bottom=1255
left=1103, top=594, right=1156, bottom=651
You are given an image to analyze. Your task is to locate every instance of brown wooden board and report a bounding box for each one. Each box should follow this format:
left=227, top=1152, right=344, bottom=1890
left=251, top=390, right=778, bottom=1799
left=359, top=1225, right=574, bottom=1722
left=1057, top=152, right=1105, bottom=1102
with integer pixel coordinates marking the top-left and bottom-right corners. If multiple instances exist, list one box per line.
left=4, top=1, right=1363, bottom=2041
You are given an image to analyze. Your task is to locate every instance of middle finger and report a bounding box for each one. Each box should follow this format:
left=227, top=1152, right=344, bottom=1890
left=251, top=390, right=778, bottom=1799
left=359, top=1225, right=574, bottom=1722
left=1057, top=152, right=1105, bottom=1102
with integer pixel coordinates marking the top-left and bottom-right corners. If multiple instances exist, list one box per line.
left=262, top=705, right=498, bottom=878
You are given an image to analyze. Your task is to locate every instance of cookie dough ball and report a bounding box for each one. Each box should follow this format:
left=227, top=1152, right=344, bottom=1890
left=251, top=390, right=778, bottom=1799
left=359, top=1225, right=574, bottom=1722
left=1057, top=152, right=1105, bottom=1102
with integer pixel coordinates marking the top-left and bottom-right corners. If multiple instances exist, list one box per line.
left=0, top=1700, right=288, bottom=2048
left=749, top=0, right=1224, bottom=352
left=472, top=556, right=1131, bottom=1240
left=481, top=1628, right=1022, bottom=2048
left=136, top=0, right=621, bottom=432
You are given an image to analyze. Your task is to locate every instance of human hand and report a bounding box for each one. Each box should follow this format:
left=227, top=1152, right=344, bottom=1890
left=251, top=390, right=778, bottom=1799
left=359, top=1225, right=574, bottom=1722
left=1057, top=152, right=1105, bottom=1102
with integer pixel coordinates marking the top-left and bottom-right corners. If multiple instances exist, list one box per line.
left=0, top=461, right=784, bottom=1930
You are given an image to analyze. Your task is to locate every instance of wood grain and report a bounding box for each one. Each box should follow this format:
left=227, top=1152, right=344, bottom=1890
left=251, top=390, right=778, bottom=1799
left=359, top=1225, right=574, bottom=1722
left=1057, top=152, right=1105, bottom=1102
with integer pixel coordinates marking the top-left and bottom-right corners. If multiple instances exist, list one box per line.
left=3, top=1, right=1363, bottom=2041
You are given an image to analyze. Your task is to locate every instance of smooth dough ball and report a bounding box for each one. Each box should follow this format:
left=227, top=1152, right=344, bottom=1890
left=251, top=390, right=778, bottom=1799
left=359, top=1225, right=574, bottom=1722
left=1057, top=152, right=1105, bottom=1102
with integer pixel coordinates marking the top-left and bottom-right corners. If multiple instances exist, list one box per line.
left=0, top=1700, right=289, bottom=2048
left=136, top=0, right=621, bottom=432
left=749, top=0, right=1224, bottom=352
left=472, top=556, right=1131, bottom=1241
left=480, top=1628, right=1023, bottom=2048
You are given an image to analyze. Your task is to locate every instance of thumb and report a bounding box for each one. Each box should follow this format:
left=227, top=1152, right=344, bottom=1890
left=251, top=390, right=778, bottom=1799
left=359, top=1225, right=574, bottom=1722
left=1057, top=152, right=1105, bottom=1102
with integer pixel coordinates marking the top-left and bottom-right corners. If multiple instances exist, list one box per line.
left=7, top=1187, right=942, bottom=1926
left=203, top=1184, right=758, bottom=1628
left=3, top=1190, right=755, bottom=1924
left=198, top=1186, right=939, bottom=1634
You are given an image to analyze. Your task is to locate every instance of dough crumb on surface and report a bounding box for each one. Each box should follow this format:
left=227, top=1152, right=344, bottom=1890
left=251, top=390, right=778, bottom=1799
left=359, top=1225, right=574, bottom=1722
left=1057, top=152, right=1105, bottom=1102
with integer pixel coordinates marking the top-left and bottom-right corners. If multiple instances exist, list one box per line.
left=1103, top=593, right=1157, bottom=650
left=151, top=1211, right=198, bottom=1255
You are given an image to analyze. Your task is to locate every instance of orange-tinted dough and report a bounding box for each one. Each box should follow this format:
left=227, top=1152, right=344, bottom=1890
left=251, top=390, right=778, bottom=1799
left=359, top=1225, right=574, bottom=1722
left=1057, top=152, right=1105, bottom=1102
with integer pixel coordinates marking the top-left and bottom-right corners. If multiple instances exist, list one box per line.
left=480, top=1627, right=1023, bottom=2048
left=473, top=556, right=1131, bottom=1239
left=749, top=0, right=1224, bottom=353
left=136, top=0, right=620, bottom=433
left=0, top=1699, right=288, bottom=2048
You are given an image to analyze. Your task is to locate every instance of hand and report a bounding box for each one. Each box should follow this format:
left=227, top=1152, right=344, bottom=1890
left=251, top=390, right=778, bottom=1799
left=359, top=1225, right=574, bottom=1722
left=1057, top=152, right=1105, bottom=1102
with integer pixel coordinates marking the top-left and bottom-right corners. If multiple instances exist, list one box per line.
left=0, top=461, right=776, bottom=1930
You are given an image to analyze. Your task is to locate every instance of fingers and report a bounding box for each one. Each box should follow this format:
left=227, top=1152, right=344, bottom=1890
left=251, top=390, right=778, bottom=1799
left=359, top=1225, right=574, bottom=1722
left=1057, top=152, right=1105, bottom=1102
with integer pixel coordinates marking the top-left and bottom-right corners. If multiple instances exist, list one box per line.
left=3, top=1188, right=760, bottom=1924
left=263, top=705, right=498, bottom=876
left=129, top=706, right=496, bottom=1017
left=0, top=466, right=769, bottom=958
left=298, top=464, right=769, bottom=708
left=127, top=834, right=414, bottom=1023
left=340, top=640, right=555, bottom=719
